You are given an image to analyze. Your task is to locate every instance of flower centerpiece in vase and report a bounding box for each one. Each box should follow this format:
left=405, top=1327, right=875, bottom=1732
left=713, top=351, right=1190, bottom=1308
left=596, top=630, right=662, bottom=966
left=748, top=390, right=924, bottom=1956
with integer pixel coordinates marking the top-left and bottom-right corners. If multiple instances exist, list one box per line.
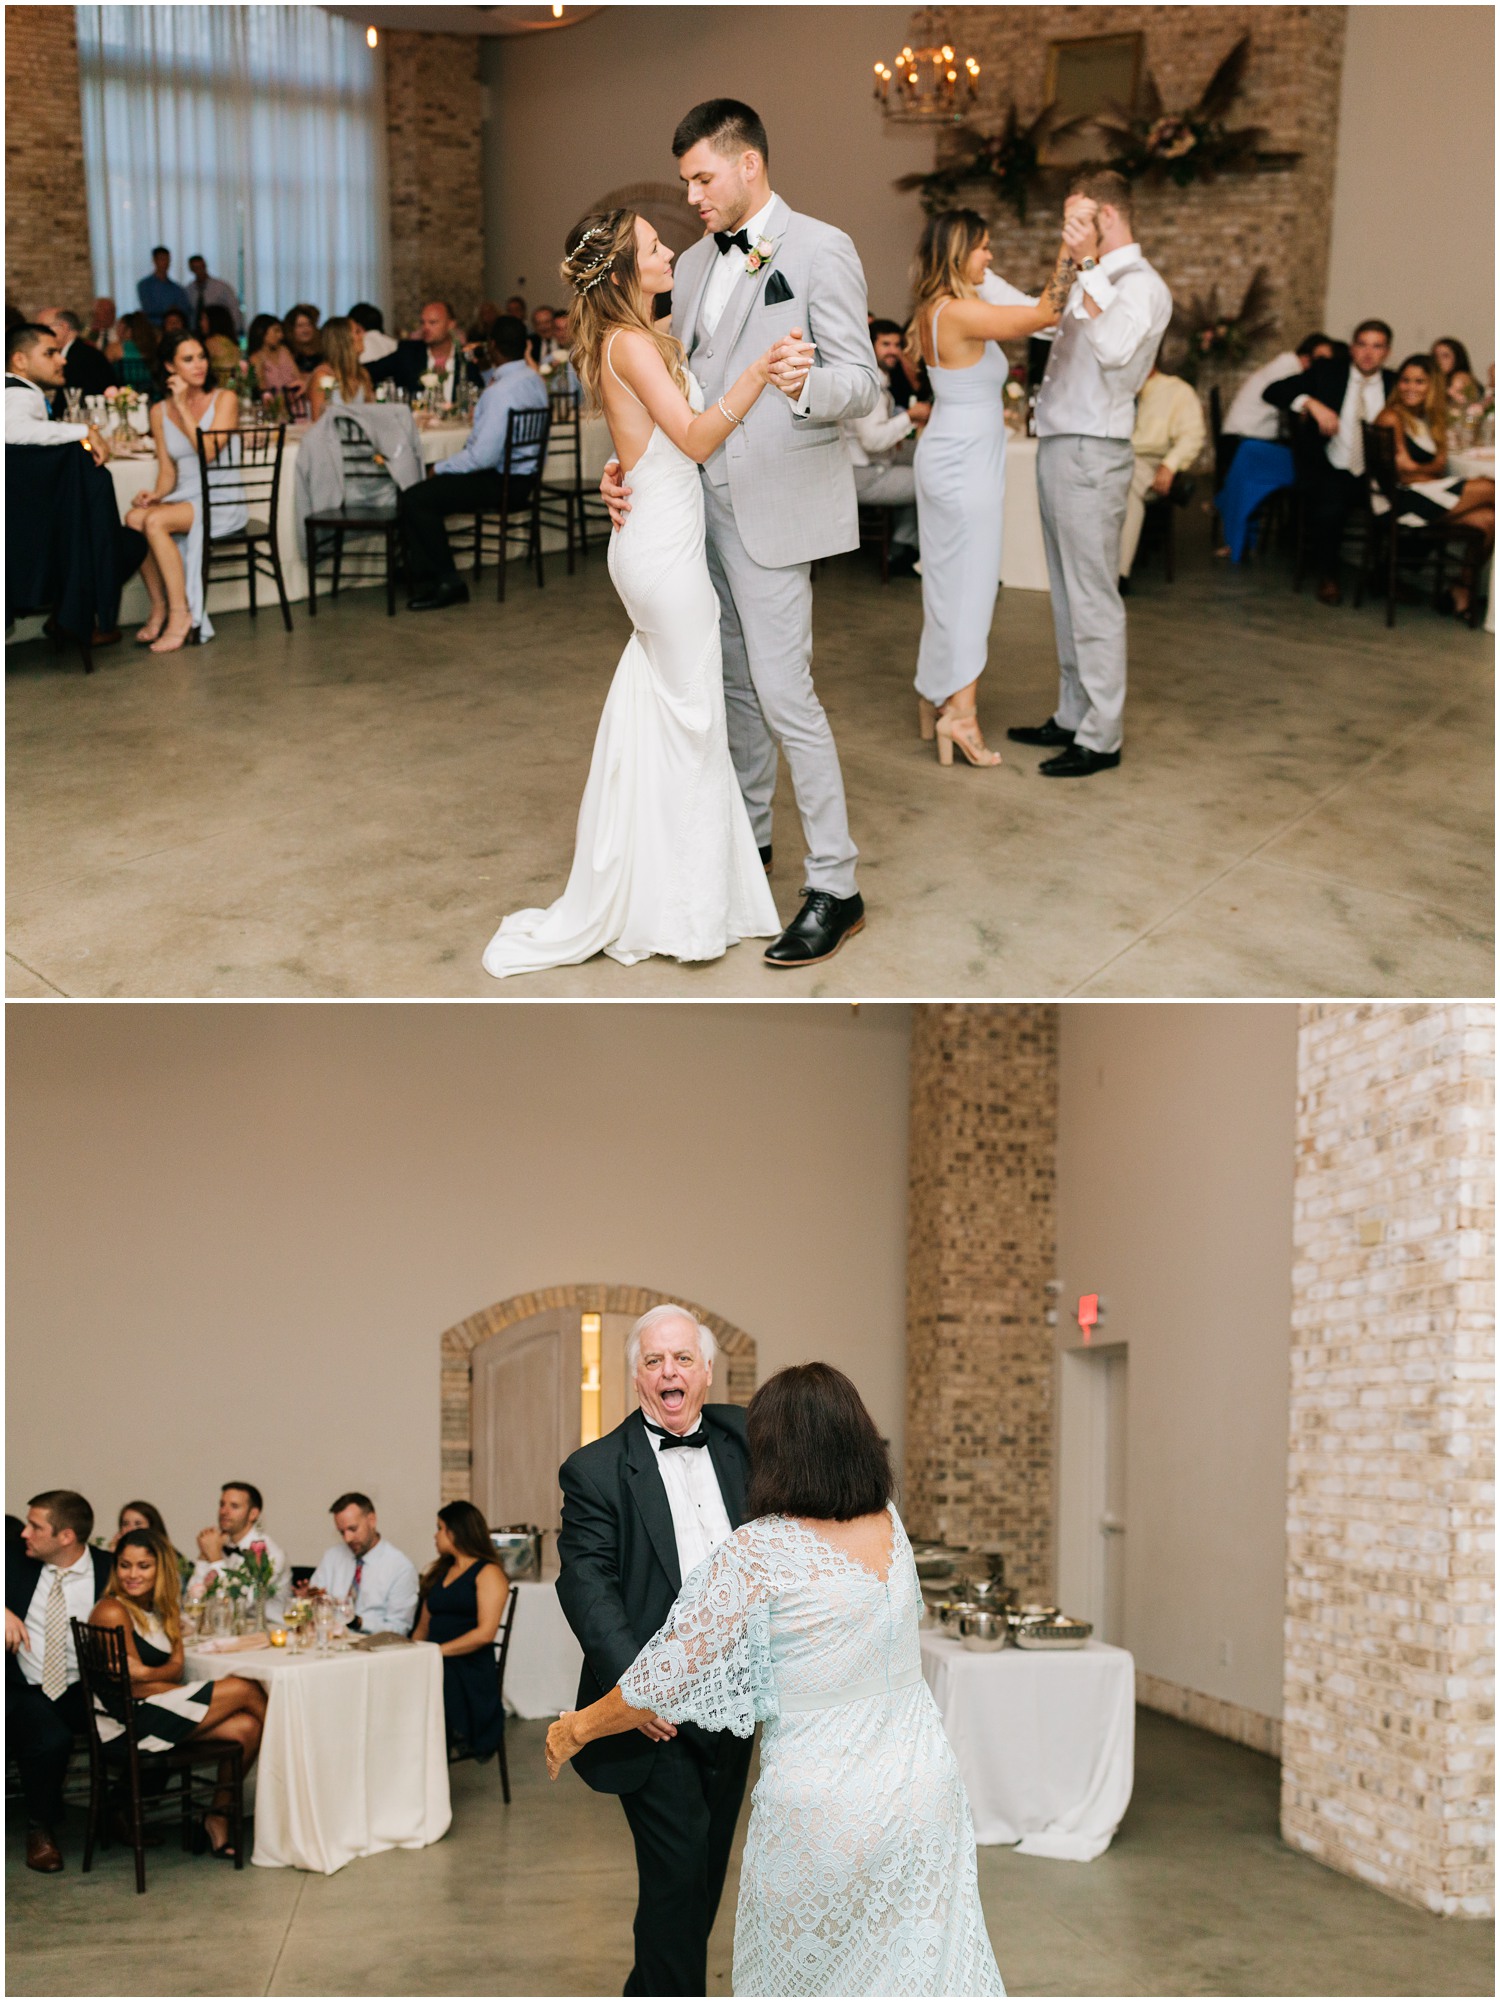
left=419, top=369, right=442, bottom=420
left=227, top=1539, right=277, bottom=1634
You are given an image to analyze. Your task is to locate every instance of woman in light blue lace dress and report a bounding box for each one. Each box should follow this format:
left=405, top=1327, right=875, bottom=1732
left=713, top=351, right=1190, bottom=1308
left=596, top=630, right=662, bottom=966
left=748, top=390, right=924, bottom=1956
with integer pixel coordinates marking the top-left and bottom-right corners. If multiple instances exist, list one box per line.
left=547, top=1364, right=1004, bottom=1998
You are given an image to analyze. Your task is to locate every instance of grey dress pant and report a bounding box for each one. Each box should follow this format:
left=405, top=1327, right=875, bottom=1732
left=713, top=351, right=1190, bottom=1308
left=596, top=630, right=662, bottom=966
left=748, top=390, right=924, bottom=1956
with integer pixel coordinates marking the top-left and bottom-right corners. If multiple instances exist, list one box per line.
left=701, top=481, right=859, bottom=898
left=1037, top=434, right=1135, bottom=754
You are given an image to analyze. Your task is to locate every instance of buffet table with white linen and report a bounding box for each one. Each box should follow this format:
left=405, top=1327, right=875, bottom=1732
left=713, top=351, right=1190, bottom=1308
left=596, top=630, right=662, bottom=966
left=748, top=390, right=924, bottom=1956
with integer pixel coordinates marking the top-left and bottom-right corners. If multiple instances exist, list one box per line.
left=501, top=1579, right=584, bottom=1718
left=186, top=1638, right=451, bottom=1873
left=920, top=1631, right=1134, bottom=1859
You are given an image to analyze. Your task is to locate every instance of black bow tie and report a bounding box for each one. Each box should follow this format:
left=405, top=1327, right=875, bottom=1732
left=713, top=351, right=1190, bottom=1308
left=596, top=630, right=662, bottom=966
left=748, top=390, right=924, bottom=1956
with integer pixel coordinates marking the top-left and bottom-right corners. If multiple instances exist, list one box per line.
left=645, top=1420, right=709, bottom=1450
left=714, top=229, right=752, bottom=256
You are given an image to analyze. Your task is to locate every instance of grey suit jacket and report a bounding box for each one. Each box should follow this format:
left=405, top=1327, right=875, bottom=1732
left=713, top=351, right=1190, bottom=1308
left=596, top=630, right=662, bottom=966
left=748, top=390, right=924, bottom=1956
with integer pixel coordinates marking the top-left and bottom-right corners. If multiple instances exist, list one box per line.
left=674, top=195, right=880, bottom=569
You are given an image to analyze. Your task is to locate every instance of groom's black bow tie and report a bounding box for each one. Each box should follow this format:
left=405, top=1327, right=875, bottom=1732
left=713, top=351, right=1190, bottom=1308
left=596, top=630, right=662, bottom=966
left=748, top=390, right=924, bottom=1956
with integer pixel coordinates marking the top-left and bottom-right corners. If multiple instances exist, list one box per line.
left=714, top=229, right=752, bottom=256
left=645, top=1419, right=710, bottom=1450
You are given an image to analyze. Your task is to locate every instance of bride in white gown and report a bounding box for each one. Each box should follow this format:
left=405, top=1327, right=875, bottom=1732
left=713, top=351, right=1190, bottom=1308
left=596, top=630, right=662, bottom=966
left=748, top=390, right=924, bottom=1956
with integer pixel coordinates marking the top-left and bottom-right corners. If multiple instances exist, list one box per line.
left=482, top=209, right=787, bottom=977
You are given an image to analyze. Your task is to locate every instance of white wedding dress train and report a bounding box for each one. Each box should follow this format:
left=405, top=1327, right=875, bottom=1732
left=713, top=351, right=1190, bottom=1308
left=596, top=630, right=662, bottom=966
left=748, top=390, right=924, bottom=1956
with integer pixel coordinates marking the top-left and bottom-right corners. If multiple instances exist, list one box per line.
left=482, top=365, right=779, bottom=977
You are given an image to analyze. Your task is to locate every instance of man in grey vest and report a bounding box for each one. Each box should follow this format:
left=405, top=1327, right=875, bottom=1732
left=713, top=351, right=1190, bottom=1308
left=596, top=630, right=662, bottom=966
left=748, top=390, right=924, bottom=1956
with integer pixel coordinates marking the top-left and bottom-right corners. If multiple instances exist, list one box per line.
left=1008, top=171, right=1172, bottom=778
left=602, top=99, right=879, bottom=967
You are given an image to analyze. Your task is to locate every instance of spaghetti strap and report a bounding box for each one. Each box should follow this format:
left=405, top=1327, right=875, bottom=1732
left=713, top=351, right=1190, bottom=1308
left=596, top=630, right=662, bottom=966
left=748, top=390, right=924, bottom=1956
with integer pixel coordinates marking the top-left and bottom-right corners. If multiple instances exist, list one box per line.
left=923, top=299, right=947, bottom=370
left=605, top=333, right=647, bottom=408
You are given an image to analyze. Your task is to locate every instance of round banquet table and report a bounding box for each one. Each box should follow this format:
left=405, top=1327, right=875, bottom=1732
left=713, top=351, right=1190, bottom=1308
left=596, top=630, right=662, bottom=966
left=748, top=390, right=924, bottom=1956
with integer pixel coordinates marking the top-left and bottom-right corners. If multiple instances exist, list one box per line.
left=185, top=1638, right=451, bottom=1873
left=919, top=1630, right=1135, bottom=1859
left=501, top=1579, right=584, bottom=1718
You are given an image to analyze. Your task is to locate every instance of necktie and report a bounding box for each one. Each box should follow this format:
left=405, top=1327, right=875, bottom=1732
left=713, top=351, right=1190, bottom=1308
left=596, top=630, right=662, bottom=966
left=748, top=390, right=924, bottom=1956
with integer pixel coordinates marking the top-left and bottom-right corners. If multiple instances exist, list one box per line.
left=714, top=229, right=752, bottom=256
left=353, top=1559, right=364, bottom=1599
left=41, top=1569, right=69, bottom=1699
left=646, top=1421, right=710, bottom=1450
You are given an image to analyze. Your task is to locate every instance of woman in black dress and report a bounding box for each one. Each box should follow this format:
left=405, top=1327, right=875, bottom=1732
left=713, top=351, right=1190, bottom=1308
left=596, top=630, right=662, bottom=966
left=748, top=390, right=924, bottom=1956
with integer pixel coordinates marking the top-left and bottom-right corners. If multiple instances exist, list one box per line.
left=413, top=1502, right=508, bottom=1759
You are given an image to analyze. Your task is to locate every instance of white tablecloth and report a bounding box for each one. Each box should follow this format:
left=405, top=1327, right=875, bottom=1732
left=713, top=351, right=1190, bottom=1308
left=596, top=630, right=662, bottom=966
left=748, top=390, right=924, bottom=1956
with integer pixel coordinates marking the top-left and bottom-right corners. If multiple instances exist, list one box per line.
left=502, top=1579, right=584, bottom=1718
left=186, top=1639, right=451, bottom=1873
left=1001, top=435, right=1049, bottom=591
left=920, top=1632, right=1134, bottom=1860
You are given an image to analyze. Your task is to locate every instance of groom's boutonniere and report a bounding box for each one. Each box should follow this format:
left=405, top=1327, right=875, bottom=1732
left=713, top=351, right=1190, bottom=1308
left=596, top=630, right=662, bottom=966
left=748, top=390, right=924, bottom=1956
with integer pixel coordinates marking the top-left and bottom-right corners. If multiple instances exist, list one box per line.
left=744, top=237, right=776, bottom=276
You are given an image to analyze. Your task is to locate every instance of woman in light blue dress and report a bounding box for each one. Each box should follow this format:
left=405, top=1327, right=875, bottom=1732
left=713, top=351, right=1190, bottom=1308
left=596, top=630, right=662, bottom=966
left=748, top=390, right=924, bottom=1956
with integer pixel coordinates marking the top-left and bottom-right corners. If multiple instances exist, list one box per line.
left=125, top=329, right=246, bottom=652
left=909, top=210, right=1077, bottom=767
left=547, top=1363, right=1005, bottom=1998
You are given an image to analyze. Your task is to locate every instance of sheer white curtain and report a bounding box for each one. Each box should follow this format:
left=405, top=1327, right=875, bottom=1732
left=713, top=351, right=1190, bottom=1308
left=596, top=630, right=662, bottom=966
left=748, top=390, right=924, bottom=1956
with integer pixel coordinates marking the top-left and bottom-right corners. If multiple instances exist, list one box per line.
left=76, top=5, right=390, bottom=325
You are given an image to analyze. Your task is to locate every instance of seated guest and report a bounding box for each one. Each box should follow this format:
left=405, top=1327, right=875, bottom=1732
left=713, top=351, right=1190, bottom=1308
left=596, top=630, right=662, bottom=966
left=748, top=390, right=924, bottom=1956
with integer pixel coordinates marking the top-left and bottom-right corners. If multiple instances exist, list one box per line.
left=504, top=294, right=527, bottom=323
left=185, top=255, right=241, bottom=337
left=307, top=316, right=374, bottom=421
left=398, top=314, right=548, bottom=610
left=6, top=324, right=107, bottom=458
left=309, top=1493, right=419, bottom=1635
left=412, top=1501, right=507, bottom=1760
left=474, top=300, right=502, bottom=342
left=282, top=304, right=325, bottom=382
left=1119, top=362, right=1206, bottom=581
left=188, top=1483, right=289, bottom=1611
left=1221, top=331, right=1335, bottom=459
left=1213, top=331, right=1334, bottom=561
left=160, top=306, right=190, bottom=338
left=91, top=1529, right=266, bottom=1859
left=137, top=245, right=191, bottom=329
left=110, top=1501, right=192, bottom=1587
left=5, top=1492, right=112, bottom=1872
left=198, top=304, right=242, bottom=384
left=1374, top=353, right=1495, bottom=619
left=348, top=300, right=397, bottom=365
left=246, top=314, right=301, bottom=396
left=1432, top=336, right=1481, bottom=411
left=85, top=296, right=117, bottom=347
left=34, top=308, right=116, bottom=400
left=1265, top=319, right=1395, bottom=604
left=367, top=299, right=486, bottom=403
left=843, top=318, right=927, bottom=573
left=529, top=304, right=556, bottom=362
left=112, top=311, right=158, bottom=389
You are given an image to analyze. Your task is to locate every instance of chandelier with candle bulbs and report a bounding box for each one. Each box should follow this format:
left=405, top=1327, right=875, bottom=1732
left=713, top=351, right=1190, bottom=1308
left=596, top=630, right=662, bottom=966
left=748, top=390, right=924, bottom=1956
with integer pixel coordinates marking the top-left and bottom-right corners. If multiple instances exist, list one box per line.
left=873, top=14, right=980, bottom=123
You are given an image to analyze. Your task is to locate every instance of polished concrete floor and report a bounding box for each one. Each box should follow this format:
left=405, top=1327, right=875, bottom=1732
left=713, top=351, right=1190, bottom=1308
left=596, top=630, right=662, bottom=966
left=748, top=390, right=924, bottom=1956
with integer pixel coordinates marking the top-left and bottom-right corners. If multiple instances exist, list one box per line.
left=5, top=1710, right=1492, bottom=1996
left=6, top=535, right=1493, bottom=997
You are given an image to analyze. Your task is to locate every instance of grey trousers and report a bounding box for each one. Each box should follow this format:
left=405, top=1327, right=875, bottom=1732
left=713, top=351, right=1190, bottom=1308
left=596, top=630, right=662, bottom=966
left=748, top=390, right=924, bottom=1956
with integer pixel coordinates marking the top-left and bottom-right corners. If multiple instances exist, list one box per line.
left=702, top=481, right=858, bottom=898
left=1036, top=434, right=1134, bottom=754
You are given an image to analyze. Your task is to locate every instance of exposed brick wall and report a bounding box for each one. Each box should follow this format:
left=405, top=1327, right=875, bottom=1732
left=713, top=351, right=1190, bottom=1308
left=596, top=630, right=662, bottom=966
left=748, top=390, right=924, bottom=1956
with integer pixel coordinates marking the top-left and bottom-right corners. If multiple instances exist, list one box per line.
left=912, top=6, right=1346, bottom=406
left=4, top=8, right=94, bottom=315
left=904, top=1006, right=1059, bottom=1596
left=384, top=30, right=485, bottom=336
left=1282, top=1004, right=1495, bottom=1918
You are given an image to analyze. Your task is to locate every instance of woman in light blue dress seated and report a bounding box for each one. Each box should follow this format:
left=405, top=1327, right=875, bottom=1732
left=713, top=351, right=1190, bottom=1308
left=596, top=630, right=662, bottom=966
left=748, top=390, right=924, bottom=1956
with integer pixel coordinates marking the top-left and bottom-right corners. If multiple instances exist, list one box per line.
left=307, top=317, right=375, bottom=424
left=547, top=1363, right=1005, bottom=1998
left=909, top=210, right=1075, bottom=768
left=124, top=329, right=246, bottom=652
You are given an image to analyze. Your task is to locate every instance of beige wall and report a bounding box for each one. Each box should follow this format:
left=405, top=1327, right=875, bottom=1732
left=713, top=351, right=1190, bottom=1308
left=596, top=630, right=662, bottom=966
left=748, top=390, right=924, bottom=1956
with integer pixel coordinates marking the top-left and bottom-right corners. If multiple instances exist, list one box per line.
left=482, top=7, right=934, bottom=321
left=1055, top=1005, right=1298, bottom=1724
left=6, top=1004, right=910, bottom=1575
left=1325, top=6, right=1494, bottom=365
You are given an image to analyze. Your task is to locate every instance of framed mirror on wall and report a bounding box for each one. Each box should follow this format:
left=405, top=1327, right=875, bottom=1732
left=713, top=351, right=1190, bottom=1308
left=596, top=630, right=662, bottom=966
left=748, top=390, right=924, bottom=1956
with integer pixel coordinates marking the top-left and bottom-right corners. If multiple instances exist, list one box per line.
left=1042, top=31, right=1143, bottom=165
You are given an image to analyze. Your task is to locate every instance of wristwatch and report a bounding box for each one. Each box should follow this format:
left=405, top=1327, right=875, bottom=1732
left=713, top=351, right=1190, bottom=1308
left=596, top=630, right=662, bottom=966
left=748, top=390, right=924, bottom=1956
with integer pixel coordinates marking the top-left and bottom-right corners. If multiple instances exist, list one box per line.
left=1080, top=257, right=1098, bottom=273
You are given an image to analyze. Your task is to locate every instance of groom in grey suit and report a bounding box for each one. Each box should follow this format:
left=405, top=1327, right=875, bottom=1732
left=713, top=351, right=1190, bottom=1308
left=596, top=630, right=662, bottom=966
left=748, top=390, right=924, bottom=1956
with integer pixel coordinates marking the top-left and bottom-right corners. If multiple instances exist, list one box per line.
left=606, top=100, right=880, bottom=967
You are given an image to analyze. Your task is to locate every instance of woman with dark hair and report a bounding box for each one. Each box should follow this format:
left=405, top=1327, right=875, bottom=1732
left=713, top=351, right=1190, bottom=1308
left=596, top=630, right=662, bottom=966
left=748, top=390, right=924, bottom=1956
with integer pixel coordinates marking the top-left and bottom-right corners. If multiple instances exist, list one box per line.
left=1432, top=335, right=1481, bottom=414
left=198, top=302, right=241, bottom=383
left=90, top=1530, right=267, bottom=1857
left=907, top=208, right=1082, bottom=768
left=546, top=1363, right=1005, bottom=1997
left=282, top=303, right=324, bottom=378
left=122, top=328, right=246, bottom=650
left=246, top=314, right=301, bottom=396
left=413, top=1501, right=509, bottom=1759
left=109, top=1501, right=192, bottom=1587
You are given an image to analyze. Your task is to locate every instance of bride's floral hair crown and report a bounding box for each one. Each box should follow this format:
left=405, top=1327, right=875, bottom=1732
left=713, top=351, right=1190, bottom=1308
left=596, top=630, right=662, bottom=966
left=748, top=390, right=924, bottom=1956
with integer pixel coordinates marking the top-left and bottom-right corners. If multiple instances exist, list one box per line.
left=564, top=216, right=624, bottom=297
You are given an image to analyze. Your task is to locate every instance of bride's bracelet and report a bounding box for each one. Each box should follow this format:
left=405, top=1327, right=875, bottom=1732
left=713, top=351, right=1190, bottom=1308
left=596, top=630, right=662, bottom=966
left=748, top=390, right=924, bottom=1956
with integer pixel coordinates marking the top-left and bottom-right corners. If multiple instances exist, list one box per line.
left=717, top=396, right=745, bottom=428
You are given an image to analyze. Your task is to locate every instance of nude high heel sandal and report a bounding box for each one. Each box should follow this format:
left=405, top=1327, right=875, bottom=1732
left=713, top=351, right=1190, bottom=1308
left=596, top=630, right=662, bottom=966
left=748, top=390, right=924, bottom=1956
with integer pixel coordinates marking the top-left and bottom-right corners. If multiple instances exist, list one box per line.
left=918, top=697, right=939, bottom=742
left=935, top=711, right=1002, bottom=768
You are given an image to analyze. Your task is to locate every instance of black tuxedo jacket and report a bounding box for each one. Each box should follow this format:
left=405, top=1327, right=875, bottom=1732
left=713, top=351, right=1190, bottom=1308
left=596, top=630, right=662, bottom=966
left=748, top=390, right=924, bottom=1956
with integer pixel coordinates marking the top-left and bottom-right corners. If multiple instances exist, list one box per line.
left=60, top=339, right=116, bottom=401
left=6, top=1543, right=112, bottom=1689
left=366, top=339, right=485, bottom=399
left=1264, top=354, right=1397, bottom=450
left=556, top=1403, right=750, bottom=1794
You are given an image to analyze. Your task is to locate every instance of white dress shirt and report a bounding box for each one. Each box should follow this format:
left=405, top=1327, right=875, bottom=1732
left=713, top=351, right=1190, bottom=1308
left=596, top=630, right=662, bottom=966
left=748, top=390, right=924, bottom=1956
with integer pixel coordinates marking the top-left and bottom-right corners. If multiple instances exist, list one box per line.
left=359, top=329, right=397, bottom=364
left=309, top=1536, right=420, bottom=1635
left=1033, top=242, right=1173, bottom=441
left=188, top=1525, right=290, bottom=1612
left=843, top=382, right=914, bottom=468
left=1224, top=351, right=1302, bottom=441
left=647, top=1417, right=734, bottom=1584
left=1308, top=367, right=1387, bottom=475
left=19, top=1549, right=98, bottom=1690
left=700, top=195, right=778, bottom=334
left=5, top=375, right=87, bottom=447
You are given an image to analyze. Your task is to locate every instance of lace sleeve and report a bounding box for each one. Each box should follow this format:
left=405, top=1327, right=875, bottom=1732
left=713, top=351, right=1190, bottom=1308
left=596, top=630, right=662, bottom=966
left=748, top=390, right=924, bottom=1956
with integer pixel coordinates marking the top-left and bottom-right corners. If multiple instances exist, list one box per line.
left=618, top=1527, right=782, bottom=1737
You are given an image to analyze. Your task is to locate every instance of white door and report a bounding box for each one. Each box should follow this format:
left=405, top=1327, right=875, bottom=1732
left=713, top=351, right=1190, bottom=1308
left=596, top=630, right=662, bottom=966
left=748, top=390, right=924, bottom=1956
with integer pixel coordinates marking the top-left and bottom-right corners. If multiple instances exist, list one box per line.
left=1057, top=1341, right=1128, bottom=1644
left=471, top=1312, right=576, bottom=1534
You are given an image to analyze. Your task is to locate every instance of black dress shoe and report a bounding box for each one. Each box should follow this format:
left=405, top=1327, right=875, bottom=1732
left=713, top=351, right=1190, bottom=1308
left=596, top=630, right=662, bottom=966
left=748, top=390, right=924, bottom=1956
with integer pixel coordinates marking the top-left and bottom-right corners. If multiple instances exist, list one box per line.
left=407, top=579, right=471, bottom=611
left=764, top=890, right=865, bottom=968
left=759, top=845, right=773, bottom=874
left=1117, top=575, right=1130, bottom=596
left=1039, top=745, right=1121, bottom=778
left=1007, top=718, right=1075, bottom=748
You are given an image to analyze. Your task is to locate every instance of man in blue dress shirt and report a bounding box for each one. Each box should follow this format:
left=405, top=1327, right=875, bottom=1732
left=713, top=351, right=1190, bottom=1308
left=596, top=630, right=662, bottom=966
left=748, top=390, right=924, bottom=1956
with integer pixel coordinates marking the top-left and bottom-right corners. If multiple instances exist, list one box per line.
left=399, top=314, right=549, bottom=610
left=136, top=247, right=192, bottom=329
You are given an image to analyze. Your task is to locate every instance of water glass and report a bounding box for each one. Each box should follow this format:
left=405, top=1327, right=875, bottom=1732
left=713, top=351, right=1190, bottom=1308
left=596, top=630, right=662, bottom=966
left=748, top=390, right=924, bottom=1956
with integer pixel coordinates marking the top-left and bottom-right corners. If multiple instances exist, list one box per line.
left=64, top=388, right=84, bottom=424
left=313, top=1600, right=335, bottom=1652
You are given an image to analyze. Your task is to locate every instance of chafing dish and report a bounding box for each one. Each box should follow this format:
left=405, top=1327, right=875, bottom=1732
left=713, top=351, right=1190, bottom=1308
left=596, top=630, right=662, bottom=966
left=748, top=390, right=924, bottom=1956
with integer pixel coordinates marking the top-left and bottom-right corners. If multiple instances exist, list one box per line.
left=910, top=1540, right=961, bottom=1581
left=1013, top=1614, right=1093, bottom=1651
left=490, top=1525, right=544, bottom=1580
left=939, top=1598, right=980, bottom=1634
left=962, top=1577, right=1014, bottom=1611
left=958, top=1609, right=1010, bottom=1653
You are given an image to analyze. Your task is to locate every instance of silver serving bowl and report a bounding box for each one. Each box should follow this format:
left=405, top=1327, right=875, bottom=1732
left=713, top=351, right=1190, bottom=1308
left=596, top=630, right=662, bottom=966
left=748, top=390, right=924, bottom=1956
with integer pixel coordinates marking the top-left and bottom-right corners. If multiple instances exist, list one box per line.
left=958, top=1610, right=1010, bottom=1653
left=1013, top=1615, right=1093, bottom=1651
left=939, top=1599, right=980, bottom=1633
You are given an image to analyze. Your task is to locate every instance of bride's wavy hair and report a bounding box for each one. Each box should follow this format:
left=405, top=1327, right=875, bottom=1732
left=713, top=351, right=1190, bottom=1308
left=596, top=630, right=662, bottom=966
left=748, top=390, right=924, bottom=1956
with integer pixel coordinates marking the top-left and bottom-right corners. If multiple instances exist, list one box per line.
left=906, top=208, right=988, bottom=368
left=744, top=1363, right=894, bottom=1524
left=562, top=209, right=688, bottom=414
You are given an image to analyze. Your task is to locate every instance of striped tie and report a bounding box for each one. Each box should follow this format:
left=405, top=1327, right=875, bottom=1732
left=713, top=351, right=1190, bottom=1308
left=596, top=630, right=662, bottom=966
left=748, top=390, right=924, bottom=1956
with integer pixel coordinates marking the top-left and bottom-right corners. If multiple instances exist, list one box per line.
left=41, top=1570, right=69, bottom=1699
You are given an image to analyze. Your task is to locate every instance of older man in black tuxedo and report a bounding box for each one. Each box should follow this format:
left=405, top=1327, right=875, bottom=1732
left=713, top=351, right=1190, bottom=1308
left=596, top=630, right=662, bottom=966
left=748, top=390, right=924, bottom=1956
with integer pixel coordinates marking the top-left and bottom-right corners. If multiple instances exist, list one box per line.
left=1264, top=318, right=1396, bottom=604
left=6, top=1492, right=112, bottom=1873
left=556, top=1306, right=753, bottom=1997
